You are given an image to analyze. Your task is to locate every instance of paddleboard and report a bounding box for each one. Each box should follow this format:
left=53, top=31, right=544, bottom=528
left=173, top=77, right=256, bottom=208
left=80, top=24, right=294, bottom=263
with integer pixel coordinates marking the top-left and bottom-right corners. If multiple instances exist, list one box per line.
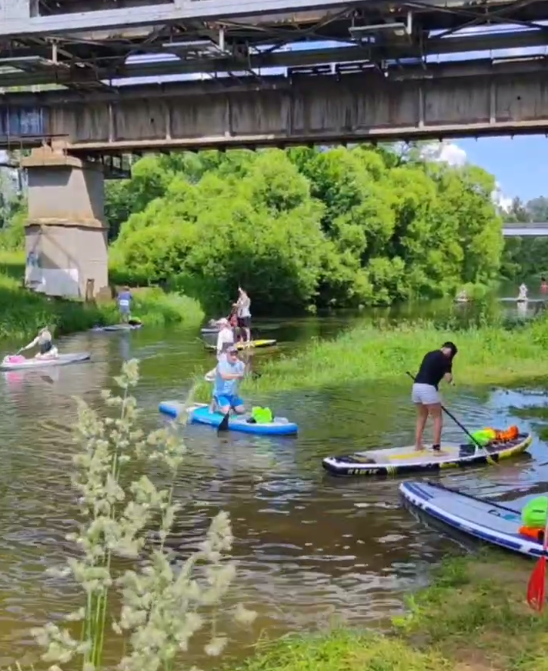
left=201, top=327, right=220, bottom=335
left=0, top=352, right=91, bottom=371
left=159, top=401, right=298, bottom=435
left=91, top=323, right=143, bottom=332
left=322, top=432, right=532, bottom=477
left=205, top=339, right=277, bottom=351
left=400, top=480, right=547, bottom=559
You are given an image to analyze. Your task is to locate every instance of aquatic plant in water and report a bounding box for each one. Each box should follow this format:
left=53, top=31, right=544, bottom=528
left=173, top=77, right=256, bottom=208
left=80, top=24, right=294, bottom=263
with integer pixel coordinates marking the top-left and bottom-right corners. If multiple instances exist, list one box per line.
left=31, top=359, right=256, bottom=671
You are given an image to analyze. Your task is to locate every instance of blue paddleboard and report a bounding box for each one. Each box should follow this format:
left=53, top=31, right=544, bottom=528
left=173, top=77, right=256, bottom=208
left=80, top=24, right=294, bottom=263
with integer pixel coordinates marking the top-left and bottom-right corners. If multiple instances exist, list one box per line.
left=159, top=401, right=298, bottom=436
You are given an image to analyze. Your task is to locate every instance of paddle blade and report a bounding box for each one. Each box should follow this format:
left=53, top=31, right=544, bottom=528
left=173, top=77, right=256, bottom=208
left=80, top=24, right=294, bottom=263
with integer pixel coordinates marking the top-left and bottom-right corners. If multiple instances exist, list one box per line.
left=218, top=411, right=230, bottom=432
left=527, top=557, right=547, bottom=611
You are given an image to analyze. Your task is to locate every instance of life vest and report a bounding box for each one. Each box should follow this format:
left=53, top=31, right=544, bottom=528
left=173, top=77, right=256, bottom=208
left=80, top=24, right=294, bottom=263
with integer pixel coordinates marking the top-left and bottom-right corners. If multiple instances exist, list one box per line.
left=519, top=526, right=545, bottom=543
left=471, top=425, right=519, bottom=446
left=522, top=496, right=548, bottom=528
left=251, top=406, right=273, bottom=424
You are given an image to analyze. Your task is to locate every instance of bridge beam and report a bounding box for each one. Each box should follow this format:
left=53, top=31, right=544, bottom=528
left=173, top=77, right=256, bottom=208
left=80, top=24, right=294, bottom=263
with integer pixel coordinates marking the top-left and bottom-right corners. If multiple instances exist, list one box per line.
left=22, top=147, right=109, bottom=300
left=1, top=58, right=547, bottom=153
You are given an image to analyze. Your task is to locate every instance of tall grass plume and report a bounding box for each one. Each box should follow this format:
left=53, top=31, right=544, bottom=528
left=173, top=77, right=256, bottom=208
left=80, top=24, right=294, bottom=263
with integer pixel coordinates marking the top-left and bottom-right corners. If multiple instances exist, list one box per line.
left=31, top=360, right=255, bottom=671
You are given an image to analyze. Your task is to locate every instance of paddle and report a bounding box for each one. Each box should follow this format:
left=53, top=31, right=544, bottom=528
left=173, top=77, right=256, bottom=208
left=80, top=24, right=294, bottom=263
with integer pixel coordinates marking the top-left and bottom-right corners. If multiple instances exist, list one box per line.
left=406, top=371, right=496, bottom=464
left=527, top=513, right=548, bottom=611
left=218, top=410, right=230, bottom=432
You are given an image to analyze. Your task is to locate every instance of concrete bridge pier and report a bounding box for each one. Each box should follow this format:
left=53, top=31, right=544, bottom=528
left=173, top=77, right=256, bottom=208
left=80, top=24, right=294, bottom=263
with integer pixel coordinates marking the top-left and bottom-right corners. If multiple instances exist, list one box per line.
left=22, top=147, right=109, bottom=300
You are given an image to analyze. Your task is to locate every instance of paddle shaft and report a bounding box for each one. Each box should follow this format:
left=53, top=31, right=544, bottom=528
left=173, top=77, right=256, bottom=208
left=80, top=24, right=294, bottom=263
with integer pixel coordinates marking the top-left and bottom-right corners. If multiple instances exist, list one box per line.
left=406, top=371, right=486, bottom=452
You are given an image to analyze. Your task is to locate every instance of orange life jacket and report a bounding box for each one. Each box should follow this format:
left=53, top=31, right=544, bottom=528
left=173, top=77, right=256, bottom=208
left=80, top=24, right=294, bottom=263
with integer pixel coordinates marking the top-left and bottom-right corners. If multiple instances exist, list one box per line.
left=493, top=425, right=519, bottom=442
left=519, top=526, right=545, bottom=543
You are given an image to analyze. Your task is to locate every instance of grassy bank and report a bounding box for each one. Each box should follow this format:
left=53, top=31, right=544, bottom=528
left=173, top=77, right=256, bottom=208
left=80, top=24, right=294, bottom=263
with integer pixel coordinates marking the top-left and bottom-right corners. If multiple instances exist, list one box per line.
left=235, top=552, right=546, bottom=671
left=223, top=318, right=548, bottom=397
left=0, top=252, right=204, bottom=341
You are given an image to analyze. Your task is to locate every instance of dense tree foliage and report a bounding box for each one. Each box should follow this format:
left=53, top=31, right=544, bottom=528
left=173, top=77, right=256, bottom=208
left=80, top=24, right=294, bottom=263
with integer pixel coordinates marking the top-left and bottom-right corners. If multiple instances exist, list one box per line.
left=501, top=197, right=548, bottom=280
left=108, top=147, right=503, bottom=313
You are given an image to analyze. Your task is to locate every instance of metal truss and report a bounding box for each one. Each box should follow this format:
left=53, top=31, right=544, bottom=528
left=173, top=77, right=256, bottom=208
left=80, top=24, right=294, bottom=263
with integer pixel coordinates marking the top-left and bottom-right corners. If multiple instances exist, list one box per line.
left=1, top=0, right=548, bottom=92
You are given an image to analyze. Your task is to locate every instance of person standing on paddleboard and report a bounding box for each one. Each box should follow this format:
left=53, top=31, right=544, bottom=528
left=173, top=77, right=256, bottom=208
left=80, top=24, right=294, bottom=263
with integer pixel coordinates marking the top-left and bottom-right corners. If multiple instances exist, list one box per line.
left=20, top=326, right=59, bottom=360
left=212, top=345, right=246, bottom=415
left=117, top=286, right=133, bottom=323
left=234, top=287, right=251, bottom=344
left=412, top=341, right=457, bottom=452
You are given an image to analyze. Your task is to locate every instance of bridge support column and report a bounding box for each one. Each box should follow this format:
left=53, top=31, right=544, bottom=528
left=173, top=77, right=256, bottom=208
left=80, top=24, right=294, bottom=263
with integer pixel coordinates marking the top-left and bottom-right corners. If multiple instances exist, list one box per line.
left=22, top=147, right=109, bottom=300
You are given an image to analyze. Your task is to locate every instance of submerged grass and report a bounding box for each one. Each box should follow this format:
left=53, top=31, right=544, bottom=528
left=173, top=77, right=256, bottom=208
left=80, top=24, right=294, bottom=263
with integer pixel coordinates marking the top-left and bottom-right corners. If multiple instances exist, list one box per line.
left=235, top=552, right=548, bottom=671
left=0, top=252, right=204, bottom=341
left=227, top=317, right=548, bottom=396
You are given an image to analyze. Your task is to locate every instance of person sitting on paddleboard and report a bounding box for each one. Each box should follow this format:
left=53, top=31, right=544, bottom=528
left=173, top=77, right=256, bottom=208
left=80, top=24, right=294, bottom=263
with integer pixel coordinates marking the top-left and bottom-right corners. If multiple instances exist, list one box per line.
left=212, top=345, right=245, bottom=416
left=117, top=286, right=133, bottom=323
left=20, top=326, right=59, bottom=360
left=412, top=341, right=457, bottom=453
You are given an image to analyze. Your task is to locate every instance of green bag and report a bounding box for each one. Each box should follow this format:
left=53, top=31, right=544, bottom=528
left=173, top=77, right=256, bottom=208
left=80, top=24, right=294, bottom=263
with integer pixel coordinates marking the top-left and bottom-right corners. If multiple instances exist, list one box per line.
left=470, top=429, right=495, bottom=447
left=522, top=496, right=548, bottom=528
left=251, top=406, right=273, bottom=424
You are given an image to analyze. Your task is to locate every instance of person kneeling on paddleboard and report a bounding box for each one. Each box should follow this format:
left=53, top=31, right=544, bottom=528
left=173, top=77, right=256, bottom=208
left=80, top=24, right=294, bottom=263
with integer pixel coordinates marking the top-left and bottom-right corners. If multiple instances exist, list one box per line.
left=212, top=345, right=246, bottom=415
left=412, top=341, right=458, bottom=452
left=20, top=326, right=59, bottom=360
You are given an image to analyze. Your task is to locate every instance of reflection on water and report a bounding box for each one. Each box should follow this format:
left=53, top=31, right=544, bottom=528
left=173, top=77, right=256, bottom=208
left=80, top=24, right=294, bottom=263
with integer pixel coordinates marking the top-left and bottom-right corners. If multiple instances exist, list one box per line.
left=0, top=306, right=546, bottom=665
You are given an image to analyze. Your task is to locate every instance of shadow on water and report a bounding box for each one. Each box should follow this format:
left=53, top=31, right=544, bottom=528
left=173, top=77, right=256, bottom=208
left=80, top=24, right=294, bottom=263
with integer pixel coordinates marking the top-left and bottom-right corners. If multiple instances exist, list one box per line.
left=0, top=303, right=547, bottom=665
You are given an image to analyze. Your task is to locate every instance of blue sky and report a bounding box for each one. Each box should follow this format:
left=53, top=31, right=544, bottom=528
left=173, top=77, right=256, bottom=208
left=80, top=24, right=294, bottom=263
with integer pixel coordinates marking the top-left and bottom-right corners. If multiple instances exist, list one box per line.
left=115, top=23, right=548, bottom=204
left=454, top=136, right=546, bottom=203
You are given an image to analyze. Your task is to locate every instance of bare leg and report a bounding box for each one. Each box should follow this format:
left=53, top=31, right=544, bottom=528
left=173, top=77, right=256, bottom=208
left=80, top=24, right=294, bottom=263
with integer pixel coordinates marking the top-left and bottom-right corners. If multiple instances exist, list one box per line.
left=430, top=404, right=443, bottom=446
left=244, top=327, right=251, bottom=343
left=414, top=404, right=428, bottom=450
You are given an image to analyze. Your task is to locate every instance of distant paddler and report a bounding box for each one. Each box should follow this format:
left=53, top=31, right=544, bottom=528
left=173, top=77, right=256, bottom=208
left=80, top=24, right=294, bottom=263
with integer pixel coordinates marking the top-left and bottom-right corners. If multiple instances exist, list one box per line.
left=455, top=289, right=468, bottom=303
left=518, top=283, right=528, bottom=302
left=19, top=326, right=59, bottom=360
left=234, top=287, right=252, bottom=344
left=117, top=286, right=133, bottom=323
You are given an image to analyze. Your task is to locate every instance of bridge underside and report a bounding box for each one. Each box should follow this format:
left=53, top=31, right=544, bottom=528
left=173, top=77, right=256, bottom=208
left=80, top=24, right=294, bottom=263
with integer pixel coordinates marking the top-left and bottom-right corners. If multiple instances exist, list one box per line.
left=1, top=0, right=548, bottom=91
left=3, top=58, right=548, bottom=154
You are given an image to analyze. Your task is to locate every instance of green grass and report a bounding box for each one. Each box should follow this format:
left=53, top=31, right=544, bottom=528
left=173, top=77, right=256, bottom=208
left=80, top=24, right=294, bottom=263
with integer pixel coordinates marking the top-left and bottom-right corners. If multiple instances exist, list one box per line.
left=216, top=318, right=548, bottom=398
left=0, top=252, right=204, bottom=341
left=233, top=629, right=450, bottom=671
left=234, top=552, right=548, bottom=671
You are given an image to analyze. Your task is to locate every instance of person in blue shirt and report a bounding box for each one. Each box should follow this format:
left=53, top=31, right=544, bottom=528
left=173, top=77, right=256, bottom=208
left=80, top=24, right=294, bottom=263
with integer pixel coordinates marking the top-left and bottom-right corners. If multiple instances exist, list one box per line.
left=213, top=345, right=246, bottom=415
left=117, top=286, right=133, bottom=323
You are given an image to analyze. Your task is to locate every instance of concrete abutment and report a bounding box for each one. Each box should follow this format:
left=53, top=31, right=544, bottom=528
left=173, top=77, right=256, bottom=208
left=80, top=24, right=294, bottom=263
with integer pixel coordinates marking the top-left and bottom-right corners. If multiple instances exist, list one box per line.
left=22, top=147, right=109, bottom=300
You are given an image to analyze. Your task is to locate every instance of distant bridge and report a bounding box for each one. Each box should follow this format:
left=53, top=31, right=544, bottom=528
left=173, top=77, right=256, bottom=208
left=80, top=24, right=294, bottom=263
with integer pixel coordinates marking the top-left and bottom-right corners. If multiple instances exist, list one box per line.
left=503, top=223, right=548, bottom=237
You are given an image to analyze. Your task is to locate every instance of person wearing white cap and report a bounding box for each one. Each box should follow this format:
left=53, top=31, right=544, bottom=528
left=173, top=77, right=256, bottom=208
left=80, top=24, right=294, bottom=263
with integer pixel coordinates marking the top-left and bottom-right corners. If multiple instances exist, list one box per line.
left=216, top=317, right=235, bottom=357
left=204, top=317, right=236, bottom=385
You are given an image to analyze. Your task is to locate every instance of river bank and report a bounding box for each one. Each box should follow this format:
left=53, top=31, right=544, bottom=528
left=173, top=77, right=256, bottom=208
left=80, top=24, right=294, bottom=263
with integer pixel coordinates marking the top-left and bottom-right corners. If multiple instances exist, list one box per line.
left=0, top=252, right=204, bottom=341
left=234, top=551, right=544, bottom=671
left=226, top=316, right=548, bottom=397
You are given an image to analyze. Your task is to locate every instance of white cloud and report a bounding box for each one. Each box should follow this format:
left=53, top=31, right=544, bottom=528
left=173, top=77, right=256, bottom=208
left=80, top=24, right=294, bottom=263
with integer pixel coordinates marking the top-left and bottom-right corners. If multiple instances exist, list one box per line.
left=420, top=141, right=513, bottom=213
left=492, top=182, right=513, bottom=212
left=420, top=140, right=467, bottom=166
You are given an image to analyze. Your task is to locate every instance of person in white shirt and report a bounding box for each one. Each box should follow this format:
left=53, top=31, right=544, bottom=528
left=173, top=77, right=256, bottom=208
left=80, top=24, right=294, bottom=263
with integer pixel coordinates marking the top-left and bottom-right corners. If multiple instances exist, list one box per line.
left=205, top=318, right=235, bottom=384
left=216, top=318, right=235, bottom=356
left=235, top=287, right=251, bottom=344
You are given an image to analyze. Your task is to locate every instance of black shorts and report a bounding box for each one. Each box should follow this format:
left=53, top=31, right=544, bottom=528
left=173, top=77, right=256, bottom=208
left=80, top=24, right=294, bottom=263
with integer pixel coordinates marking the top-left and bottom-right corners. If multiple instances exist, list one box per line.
left=237, top=316, right=251, bottom=329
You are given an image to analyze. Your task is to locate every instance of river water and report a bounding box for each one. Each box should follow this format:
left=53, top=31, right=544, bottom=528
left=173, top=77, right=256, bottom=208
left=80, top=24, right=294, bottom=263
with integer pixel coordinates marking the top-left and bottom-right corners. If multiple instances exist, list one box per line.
left=1, top=294, right=547, bottom=667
